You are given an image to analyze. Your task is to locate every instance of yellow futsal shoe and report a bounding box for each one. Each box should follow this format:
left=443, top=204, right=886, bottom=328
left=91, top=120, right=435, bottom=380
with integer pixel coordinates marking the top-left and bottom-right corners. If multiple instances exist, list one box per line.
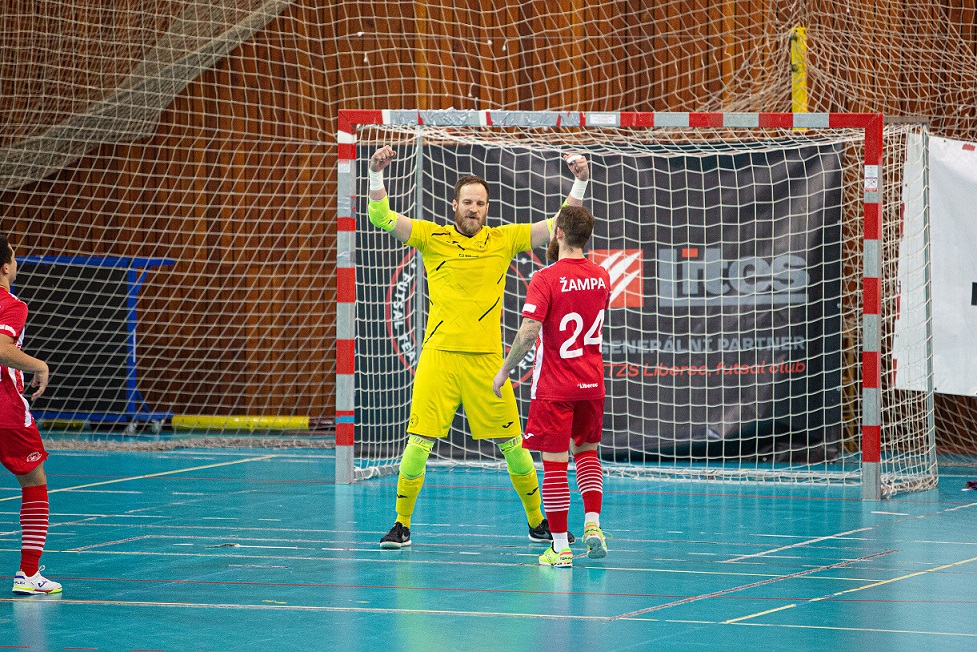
left=538, top=544, right=573, bottom=568
left=583, top=522, right=607, bottom=559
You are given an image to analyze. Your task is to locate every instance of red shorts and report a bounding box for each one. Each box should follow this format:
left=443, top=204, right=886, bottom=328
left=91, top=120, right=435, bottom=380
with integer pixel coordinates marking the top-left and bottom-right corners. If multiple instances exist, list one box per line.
left=523, top=398, right=604, bottom=453
left=0, top=423, right=48, bottom=475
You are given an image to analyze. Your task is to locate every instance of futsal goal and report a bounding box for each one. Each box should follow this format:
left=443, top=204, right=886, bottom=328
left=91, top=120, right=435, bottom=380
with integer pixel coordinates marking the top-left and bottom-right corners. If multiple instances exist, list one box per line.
left=337, top=109, right=936, bottom=499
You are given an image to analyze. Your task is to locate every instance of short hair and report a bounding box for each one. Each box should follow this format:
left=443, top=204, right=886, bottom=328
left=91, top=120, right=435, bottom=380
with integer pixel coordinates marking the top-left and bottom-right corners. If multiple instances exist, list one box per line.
left=555, top=205, right=595, bottom=249
left=453, top=175, right=490, bottom=201
left=0, top=236, right=11, bottom=266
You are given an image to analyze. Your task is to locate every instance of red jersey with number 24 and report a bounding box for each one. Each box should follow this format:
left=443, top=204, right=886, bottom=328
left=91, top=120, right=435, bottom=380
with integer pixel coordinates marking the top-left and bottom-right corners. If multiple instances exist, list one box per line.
left=522, top=257, right=610, bottom=401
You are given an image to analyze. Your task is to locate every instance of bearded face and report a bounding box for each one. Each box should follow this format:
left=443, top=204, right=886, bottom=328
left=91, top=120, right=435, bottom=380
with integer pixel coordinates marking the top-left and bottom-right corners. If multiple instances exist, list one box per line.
left=451, top=183, right=489, bottom=237
left=546, top=231, right=560, bottom=262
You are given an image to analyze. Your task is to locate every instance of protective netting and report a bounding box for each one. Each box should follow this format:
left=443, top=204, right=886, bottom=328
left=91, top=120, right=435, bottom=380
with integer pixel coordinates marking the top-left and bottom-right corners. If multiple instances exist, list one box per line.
left=0, top=1, right=972, bottom=477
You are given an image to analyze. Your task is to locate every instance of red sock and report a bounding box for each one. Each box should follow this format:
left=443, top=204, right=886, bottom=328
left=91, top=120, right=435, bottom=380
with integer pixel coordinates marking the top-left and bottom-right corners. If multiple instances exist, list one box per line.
left=20, top=484, right=49, bottom=576
left=541, top=459, right=570, bottom=534
left=574, top=449, right=603, bottom=515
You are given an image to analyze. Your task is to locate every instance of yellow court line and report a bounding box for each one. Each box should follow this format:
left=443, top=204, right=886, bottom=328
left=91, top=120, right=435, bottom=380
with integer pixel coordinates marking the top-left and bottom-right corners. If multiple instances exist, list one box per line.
left=727, top=554, right=977, bottom=624
left=822, top=555, right=977, bottom=599
left=610, top=549, right=896, bottom=622
left=725, top=622, right=977, bottom=638
left=724, top=603, right=797, bottom=624
left=0, top=455, right=278, bottom=503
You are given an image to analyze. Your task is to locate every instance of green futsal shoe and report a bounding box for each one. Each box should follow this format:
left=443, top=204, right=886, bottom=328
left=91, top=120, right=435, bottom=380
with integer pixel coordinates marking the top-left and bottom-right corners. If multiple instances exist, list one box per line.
left=538, top=544, right=573, bottom=568
left=583, top=522, right=607, bottom=559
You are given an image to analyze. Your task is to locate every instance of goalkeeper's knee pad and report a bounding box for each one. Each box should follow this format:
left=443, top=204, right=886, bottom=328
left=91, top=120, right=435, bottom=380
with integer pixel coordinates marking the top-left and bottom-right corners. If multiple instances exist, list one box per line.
left=498, top=436, right=535, bottom=476
left=400, top=434, right=433, bottom=479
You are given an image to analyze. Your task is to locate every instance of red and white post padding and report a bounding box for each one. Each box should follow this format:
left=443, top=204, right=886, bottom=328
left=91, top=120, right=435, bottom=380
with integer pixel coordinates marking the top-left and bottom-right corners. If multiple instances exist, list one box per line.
left=336, top=110, right=886, bottom=496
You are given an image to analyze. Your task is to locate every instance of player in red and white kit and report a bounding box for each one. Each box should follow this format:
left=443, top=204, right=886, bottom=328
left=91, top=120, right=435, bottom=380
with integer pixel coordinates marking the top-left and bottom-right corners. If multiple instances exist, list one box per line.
left=0, top=236, right=59, bottom=595
left=493, top=205, right=610, bottom=567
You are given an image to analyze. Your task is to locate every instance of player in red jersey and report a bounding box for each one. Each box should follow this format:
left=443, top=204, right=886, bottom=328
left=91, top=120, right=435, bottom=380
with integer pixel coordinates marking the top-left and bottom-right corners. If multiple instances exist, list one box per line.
left=0, top=236, right=60, bottom=595
left=493, top=205, right=610, bottom=567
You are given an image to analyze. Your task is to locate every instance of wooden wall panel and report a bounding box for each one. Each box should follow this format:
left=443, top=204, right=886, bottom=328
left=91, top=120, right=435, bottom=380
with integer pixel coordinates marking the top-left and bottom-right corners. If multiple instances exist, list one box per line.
left=622, top=6, right=659, bottom=111
left=579, top=1, right=628, bottom=111
left=1, top=0, right=976, bottom=421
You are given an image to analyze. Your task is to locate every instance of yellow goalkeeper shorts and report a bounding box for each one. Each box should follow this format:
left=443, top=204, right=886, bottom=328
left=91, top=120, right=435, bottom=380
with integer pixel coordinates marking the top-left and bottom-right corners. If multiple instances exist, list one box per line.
left=408, top=348, right=522, bottom=440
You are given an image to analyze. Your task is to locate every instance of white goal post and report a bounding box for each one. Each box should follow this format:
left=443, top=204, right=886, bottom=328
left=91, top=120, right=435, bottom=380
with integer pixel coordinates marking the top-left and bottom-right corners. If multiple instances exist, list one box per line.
left=336, top=110, right=937, bottom=500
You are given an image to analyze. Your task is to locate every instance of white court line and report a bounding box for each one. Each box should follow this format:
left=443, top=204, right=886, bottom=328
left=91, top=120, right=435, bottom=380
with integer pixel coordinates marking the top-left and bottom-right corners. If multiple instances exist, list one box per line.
left=62, top=489, right=144, bottom=494
left=4, top=596, right=972, bottom=638
left=727, top=501, right=977, bottom=563
left=945, top=502, right=977, bottom=512
left=608, top=550, right=896, bottom=621
left=724, top=527, right=873, bottom=563
left=0, top=454, right=278, bottom=503
left=725, top=554, right=977, bottom=625
left=16, top=546, right=885, bottom=581
left=0, top=596, right=611, bottom=620
left=54, top=449, right=332, bottom=460
left=65, top=535, right=154, bottom=552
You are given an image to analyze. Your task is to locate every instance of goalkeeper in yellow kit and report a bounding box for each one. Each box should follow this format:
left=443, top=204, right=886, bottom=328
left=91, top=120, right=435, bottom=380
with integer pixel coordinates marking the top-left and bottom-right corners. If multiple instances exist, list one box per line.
left=367, top=145, right=590, bottom=549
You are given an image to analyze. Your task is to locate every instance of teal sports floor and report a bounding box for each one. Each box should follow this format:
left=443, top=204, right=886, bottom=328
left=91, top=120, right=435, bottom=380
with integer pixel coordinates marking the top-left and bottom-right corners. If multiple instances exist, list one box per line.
left=1, top=447, right=976, bottom=651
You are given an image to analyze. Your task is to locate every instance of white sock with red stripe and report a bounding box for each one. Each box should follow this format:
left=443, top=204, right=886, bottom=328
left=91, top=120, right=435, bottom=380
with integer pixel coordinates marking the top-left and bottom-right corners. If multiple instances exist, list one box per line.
left=20, top=484, right=49, bottom=576
left=541, top=459, right=570, bottom=546
left=574, top=449, right=603, bottom=526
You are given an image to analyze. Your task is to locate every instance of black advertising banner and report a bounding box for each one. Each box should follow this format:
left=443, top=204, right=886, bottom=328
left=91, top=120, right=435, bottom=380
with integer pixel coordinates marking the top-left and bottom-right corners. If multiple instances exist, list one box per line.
left=356, top=141, right=843, bottom=461
left=594, top=146, right=844, bottom=462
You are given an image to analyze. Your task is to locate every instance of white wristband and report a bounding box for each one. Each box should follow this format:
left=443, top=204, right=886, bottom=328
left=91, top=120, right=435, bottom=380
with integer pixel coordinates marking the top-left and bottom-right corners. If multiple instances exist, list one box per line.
left=569, top=178, right=588, bottom=200
left=368, top=168, right=384, bottom=192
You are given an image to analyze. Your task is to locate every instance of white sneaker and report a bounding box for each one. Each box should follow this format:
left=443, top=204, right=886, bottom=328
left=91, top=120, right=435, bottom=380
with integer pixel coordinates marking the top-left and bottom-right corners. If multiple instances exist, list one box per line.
left=12, top=567, right=62, bottom=595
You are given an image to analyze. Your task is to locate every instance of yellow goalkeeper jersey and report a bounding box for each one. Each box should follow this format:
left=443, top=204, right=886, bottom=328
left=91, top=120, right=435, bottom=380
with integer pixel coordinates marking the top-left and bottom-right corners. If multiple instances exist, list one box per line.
left=406, top=219, right=533, bottom=354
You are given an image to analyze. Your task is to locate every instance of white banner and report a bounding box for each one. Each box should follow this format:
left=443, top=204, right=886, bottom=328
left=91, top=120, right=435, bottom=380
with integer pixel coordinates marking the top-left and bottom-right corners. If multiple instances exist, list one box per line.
left=893, top=135, right=977, bottom=395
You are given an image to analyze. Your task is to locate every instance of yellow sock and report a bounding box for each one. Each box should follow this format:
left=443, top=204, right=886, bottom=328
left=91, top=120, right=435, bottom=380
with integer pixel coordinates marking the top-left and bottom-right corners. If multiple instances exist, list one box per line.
left=509, top=469, right=544, bottom=527
left=393, top=434, right=433, bottom=528
left=395, top=474, right=425, bottom=528
left=498, top=436, right=544, bottom=527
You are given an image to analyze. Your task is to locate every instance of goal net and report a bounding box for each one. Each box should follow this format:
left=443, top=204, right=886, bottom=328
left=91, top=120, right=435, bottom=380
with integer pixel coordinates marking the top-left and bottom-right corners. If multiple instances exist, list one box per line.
left=4, top=1, right=970, bottom=484
left=343, top=111, right=936, bottom=498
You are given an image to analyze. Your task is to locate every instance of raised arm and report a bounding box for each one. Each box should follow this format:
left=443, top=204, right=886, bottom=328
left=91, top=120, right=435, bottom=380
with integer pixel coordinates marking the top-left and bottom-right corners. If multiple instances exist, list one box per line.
left=531, top=154, right=590, bottom=248
left=492, top=317, right=543, bottom=398
left=367, top=146, right=413, bottom=243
